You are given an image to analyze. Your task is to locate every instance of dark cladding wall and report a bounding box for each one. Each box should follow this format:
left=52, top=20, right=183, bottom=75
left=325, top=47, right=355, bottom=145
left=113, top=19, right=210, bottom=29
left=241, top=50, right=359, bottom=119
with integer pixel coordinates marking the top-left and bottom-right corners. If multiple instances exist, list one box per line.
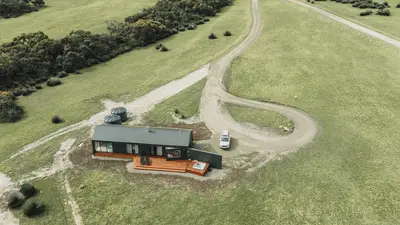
left=187, top=148, right=222, bottom=169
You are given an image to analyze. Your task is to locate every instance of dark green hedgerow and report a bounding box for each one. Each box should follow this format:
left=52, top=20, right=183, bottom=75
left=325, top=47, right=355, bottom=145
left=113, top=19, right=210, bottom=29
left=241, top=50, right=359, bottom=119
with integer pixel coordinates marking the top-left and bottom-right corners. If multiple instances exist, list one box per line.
left=0, top=0, right=233, bottom=123
left=0, top=0, right=45, bottom=19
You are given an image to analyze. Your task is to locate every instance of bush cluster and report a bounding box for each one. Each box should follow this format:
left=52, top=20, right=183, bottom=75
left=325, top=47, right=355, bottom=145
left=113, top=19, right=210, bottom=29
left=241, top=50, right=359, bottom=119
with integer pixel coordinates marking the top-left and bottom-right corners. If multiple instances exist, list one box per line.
left=155, top=43, right=169, bottom=52
left=360, top=10, right=373, bottom=16
left=397, top=3, right=400, bottom=8
left=209, top=33, right=217, bottom=39
left=0, top=0, right=45, bottom=19
left=314, top=0, right=392, bottom=16
left=51, top=115, right=63, bottom=123
left=46, top=78, right=62, bottom=87
left=224, top=31, right=232, bottom=36
left=0, top=91, right=24, bottom=123
left=7, top=183, right=45, bottom=218
left=377, top=8, right=391, bottom=15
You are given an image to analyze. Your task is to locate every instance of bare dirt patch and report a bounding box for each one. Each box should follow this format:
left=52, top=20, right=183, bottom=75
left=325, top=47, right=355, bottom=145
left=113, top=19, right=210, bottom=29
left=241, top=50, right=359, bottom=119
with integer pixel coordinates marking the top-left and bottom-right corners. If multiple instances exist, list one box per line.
left=167, top=122, right=212, bottom=141
left=0, top=173, right=18, bottom=225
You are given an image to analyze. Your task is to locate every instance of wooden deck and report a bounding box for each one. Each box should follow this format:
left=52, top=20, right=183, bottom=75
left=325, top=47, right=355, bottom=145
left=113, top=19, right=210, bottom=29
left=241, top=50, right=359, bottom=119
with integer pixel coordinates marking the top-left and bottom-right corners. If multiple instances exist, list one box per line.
left=186, top=160, right=210, bottom=176
left=133, top=156, right=189, bottom=173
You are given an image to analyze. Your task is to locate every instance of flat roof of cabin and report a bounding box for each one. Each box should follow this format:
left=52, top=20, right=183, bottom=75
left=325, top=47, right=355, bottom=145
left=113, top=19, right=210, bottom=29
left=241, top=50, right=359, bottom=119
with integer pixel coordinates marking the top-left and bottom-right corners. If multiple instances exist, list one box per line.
left=92, top=125, right=192, bottom=147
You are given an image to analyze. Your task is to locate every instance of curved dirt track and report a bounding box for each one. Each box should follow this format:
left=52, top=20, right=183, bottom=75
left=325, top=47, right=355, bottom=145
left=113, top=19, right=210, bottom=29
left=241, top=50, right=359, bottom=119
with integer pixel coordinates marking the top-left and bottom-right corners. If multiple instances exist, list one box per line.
left=199, top=0, right=318, bottom=155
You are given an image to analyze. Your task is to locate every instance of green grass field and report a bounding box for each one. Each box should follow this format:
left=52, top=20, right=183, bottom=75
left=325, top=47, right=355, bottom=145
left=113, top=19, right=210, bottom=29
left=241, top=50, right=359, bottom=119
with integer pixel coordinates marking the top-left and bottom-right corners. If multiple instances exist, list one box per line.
left=0, top=0, right=251, bottom=160
left=59, top=0, right=400, bottom=223
left=145, top=79, right=206, bottom=125
left=224, top=103, right=294, bottom=134
left=305, top=0, right=400, bottom=40
left=225, top=0, right=400, bottom=223
left=0, top=0, right=157, bottom=42
left=6, top=0, right=400, bottom=223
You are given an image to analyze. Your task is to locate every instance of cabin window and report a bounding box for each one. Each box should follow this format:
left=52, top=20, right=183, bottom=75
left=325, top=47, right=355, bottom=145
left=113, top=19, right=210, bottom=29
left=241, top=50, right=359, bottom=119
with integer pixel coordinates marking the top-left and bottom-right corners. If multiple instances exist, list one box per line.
left=95, top=142, right=112, bottom=152
left=126, top=144, right=133, bottom=154
left=106, top=143, right=113, bottom=152
left=126, top=144, right=138, bottom=154
left=166, top=149, right=181, bottom=159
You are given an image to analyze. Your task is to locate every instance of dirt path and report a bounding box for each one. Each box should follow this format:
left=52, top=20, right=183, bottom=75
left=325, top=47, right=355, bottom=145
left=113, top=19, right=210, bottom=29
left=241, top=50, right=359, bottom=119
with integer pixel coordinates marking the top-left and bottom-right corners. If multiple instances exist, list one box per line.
left=199, top=0, right=318, bottom=155
left=290, top=0, right=400, bottom=48
left=19, top=138, right=76, bottom=183
left=64, top=174, right=82, bottom=225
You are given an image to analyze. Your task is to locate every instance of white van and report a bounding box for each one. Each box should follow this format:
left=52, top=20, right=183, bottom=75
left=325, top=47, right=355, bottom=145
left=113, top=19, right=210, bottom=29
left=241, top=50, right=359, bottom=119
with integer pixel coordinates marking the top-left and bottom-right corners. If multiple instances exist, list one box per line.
left=219, top=130, right=231, bottom=149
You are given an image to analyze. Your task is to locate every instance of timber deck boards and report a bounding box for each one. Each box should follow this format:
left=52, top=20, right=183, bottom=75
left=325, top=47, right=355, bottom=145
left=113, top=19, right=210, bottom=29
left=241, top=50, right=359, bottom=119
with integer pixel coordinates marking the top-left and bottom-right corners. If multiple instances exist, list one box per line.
left=133, top=156, right=189, bottom=173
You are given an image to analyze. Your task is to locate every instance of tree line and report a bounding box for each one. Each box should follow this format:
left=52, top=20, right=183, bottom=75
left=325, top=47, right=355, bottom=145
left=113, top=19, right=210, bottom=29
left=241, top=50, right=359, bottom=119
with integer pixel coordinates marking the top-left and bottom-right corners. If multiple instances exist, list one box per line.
left=0, top=0, right=45, bottom=18
left=0, top=0, right=233, bottom=123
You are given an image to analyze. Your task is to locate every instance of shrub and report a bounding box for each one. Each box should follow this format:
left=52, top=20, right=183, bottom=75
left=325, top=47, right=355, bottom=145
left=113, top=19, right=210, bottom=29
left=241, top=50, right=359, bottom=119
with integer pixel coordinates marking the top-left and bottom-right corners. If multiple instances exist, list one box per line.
left=187, top=24, right=196, bottom=30
left=342, top=0, right=349, bottom=4
left=13, top=89, right=22, bottom=97
left=46, top=78, right=62, bottom=87
left=27, top=80, right=36, bottom=86
left=203, top=18, right=210, bottom=22
left=160, top=46, right=169, bottom=52
left=20, top=183, right=36, bottom=198
left=208, top=33, right=217, bottom=39
left=224, top=31, right=232, bottom=36
left=360, top=10, right=373, bottom=16
left=311, top=0, right=315, bottom=3
left=396, top=3, right=400, bottom=7
left=35, top=85, right=42, bottom=90
left=307, top=0, right=310, bottom=2
left=0, top=92, right=24, bottom=123
left=178, top=27, right=186, bottom=32
left=377, top=8, right=391, bottom=15
left=23, top=201, right=45, bottom=217
left=358, top=3, right=370, bottom=8
left=383, top=1, right=389, bottom=6
left=21, top=88, right=30, bottom=96
left=7, top=192, right=25, bottom=209
left=74, top=70, right=81, bottom=74
left=155, top=43, right=163, bottom=50
left=51, top=116, right=63, bottom=124
left=57, top=71, right=68, bottom=78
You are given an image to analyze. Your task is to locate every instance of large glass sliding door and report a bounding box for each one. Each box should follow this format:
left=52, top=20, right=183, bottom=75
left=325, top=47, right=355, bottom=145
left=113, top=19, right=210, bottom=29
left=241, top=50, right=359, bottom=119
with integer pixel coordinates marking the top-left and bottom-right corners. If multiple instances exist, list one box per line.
left=126, top=144, right=139, bottom=154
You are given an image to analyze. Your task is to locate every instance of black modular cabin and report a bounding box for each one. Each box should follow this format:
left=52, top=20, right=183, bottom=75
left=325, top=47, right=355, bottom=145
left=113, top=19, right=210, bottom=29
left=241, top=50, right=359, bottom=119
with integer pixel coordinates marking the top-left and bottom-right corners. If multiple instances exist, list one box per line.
left=91, top=125, right=193, bottom=160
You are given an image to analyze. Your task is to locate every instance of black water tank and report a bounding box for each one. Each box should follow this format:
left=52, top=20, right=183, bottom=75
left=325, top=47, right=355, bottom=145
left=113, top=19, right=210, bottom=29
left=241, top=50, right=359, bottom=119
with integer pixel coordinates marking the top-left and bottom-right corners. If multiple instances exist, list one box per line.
left=110, top=107, right=127, bottom=122
left=104, top=115, right=121, bottom=125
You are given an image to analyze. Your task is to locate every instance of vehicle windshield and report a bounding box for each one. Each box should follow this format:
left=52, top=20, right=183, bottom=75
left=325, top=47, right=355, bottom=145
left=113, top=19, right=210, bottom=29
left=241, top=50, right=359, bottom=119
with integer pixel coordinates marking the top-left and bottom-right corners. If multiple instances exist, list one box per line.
left=221, top=137, right=229, bottom=142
